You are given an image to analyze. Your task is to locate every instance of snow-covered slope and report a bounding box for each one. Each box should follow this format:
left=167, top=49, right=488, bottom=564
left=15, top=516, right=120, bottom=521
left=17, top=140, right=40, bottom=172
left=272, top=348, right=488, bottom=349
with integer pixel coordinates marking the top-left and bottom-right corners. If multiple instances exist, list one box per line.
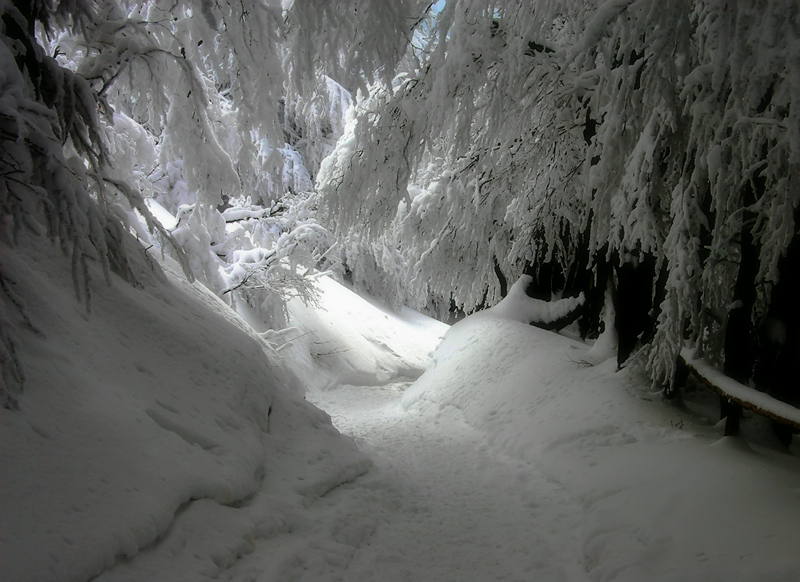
left=282, top=275, right=448, bottom=390
left=0, top=236, right=369, bottom=582
left=5, top=253, right=799, bottom=582
left=401, top=291, right=800, bottom=582
left=278, top=274, right=800, bottom=581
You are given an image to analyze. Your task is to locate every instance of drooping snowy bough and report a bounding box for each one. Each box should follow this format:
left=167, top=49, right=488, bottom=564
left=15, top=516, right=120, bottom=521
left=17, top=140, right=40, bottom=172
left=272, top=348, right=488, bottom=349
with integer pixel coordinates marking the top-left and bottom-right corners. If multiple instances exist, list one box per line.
left=2, top=0, right=799, bottom=418
left=315, top=0, right=800, bottom=405
left=0, top=0, right=430, bottom=407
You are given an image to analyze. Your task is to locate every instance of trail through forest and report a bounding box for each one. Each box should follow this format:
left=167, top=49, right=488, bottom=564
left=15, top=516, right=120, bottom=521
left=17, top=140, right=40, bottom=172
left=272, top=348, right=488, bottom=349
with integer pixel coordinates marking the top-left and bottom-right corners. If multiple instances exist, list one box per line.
left=5, top=257, right=800, bottom=582
left=280, top=275, right=800, bottom=582
left=308, top=382, right=589, bottom=582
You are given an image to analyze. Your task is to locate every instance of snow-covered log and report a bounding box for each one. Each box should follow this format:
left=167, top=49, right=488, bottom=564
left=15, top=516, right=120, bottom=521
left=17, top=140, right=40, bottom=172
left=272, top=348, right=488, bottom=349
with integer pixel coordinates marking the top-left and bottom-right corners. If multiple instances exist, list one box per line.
left=680, top=348, right=800, bottom=437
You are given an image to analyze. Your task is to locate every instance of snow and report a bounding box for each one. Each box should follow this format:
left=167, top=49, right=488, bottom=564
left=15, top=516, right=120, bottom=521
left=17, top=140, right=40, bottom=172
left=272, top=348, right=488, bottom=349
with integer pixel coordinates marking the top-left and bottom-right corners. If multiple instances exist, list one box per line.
left=306, top=282, right=800, bottom=581
left=682, top=348, right=800, bottom=427
left=584, top=287, right=618, bottom=365
left=222, top=207, right=269, bottom=222
left=144, top=198, right=179, bottom=230
left=0, top=234, right=369, bottom=581
left=477, top=274, right=585, bottom=325
left=282, top=275, right=448, bottom=389
left=3, top=242, right=800, bottom=581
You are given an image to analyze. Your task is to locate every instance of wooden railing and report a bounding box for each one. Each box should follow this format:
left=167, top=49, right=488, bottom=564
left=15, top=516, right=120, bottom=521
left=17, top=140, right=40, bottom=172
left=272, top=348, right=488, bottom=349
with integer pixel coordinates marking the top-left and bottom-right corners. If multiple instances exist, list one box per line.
left=678, top=348, right=800, bottom=444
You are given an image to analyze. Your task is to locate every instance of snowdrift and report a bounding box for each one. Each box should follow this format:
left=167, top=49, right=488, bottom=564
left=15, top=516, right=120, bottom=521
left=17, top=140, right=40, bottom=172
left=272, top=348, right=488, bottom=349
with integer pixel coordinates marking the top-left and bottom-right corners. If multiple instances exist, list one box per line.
left=403, top=289, right=800, bottom=582
left=0, top=235, right=369, bottom=582
left=283, top=275, right=448, bottom=389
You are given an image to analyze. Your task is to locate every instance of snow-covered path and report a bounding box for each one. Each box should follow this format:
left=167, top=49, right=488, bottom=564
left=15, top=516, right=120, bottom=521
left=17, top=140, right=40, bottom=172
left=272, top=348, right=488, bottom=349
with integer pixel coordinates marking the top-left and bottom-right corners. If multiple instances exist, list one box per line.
left=309, top=382, right=589, bottom=582
left=7, top=252, right=800, bottom=582
left=287, top=276, right=800, bottom=582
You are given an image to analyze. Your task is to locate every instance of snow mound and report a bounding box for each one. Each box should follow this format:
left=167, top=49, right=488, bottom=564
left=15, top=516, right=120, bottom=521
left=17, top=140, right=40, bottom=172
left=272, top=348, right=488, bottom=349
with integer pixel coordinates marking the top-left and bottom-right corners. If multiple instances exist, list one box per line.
left=0, top=235, right=369, bottom=582
left=284, top=276, right=449, bottom=389
left=403, top=313, right=800, bottom=581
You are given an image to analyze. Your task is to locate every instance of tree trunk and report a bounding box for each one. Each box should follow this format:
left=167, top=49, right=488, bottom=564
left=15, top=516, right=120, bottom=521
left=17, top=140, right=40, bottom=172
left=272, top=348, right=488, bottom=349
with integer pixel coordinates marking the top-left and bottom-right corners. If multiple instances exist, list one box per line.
left=579, top=247, right=611, bottom=340
left=614, top=254, right=656, bottom=367
left=722, top=186, right=759, bottom=436
left=754, top=207, right=800, bottom=446
left=493, top=258, right=508, bottom=298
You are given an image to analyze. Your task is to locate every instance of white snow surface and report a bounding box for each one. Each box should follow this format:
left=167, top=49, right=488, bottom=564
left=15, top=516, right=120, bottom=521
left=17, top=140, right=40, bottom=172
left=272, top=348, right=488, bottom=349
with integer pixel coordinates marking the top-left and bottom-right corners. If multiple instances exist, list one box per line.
left=0, top=236, right=370, bottom=582
left=281, top=275, right=448, bottom=389
left=395, top=315, right=800, bottom=581
left=296, top=277, right=800, bottom=581
left=4, top=243, right=800, bottom=582
left=307, top=284, right=800, bottom=581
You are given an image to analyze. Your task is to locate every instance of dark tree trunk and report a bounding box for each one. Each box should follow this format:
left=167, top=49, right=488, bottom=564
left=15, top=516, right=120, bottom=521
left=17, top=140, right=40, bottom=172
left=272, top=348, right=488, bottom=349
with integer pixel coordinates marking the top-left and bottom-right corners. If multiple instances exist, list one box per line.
left=493, top=258, right=508, bottom=299
left=578, top=248, right=612, bottom=340
left=642, top=262, right=668, bottom=348
left=530, top=261, right=554, bottom=301
left=722, top=184, right=760, bottom=436
left=528, top=300, right=585, bottom=332
left=668, top=353, right=690, bottom=401
left=614, top=254, right=657, bottom=367
left=523, top=259, right=567, bottom=301
left=754, top=207, right=800, bottom=446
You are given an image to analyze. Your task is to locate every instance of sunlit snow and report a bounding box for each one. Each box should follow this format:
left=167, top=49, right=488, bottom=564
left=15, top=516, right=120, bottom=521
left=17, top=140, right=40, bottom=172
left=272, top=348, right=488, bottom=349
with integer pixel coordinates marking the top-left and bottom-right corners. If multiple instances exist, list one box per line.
left=4, top=249, right=799, bottom=581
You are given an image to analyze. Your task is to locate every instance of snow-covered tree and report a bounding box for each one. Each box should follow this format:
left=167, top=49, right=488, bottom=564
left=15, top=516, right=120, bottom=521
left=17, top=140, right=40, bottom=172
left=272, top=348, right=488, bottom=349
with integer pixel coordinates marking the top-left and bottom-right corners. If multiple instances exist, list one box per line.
left=4, top=0, right=798, bottom=408
left=0, top=0, right=178, bottom=407
left=0, top=0, right=429, bottom=407
left=316, top=0, right=800, bottom=391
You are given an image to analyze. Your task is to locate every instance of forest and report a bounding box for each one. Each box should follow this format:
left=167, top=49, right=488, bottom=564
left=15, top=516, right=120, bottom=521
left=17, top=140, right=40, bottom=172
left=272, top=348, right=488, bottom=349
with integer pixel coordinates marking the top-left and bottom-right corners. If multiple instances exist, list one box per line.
left=3, top=0, right=798, bottom=410
left=1, top=1, right=800, bottom=578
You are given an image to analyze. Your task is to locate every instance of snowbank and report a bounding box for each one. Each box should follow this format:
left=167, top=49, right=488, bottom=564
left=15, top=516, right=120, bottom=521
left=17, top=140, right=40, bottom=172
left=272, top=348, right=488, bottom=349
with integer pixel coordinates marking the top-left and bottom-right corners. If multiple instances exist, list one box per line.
left=403, top=313, right=800, bottom=581
left=283, top=276, right=449, bottom=389
left=0, top=235, right=369, bottom=582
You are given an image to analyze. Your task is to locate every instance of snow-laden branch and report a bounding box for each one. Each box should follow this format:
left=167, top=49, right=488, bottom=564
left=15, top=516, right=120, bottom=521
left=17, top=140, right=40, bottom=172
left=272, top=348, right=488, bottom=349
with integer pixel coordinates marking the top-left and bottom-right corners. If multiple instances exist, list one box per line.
left=482, top=276, right=584, bottom=327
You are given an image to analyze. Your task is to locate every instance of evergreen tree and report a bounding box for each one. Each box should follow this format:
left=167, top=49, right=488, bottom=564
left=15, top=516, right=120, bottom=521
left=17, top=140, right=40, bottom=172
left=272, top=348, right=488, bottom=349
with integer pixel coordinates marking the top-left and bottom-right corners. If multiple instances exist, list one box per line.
left=0, top=0, right=427, bottom=407
left=316, top=0, right=800, bottom=392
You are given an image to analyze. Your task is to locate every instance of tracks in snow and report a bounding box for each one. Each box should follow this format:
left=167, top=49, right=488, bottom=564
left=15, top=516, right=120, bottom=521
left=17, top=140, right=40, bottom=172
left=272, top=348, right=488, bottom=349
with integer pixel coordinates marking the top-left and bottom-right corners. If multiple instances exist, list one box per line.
left=308, top=382, right=590, bottom=582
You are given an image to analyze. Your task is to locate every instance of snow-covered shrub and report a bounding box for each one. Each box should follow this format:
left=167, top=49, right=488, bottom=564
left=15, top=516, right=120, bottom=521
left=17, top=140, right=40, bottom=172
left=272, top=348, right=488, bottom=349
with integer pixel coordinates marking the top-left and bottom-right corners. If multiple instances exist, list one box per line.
left=218, top=192, right=336, bottom=328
